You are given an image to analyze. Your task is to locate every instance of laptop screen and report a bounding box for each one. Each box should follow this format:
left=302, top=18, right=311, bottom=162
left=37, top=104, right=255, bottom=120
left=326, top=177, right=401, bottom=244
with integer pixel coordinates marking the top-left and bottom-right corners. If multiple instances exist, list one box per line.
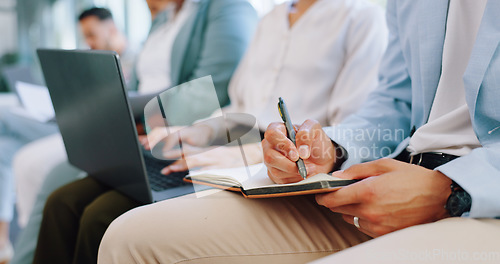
left=37, top=49, right=152, bottom=204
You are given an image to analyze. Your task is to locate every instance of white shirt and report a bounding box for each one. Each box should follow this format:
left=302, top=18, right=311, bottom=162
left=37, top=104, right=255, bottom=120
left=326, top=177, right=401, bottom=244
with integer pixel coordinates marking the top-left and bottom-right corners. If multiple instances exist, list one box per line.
left=218, top=0, right=387, bottom=130
left=119, top=46, right=137, bottom=84
left=407, top=0, right=486, bottom=156
left=136, top=1, right=196, bottom=94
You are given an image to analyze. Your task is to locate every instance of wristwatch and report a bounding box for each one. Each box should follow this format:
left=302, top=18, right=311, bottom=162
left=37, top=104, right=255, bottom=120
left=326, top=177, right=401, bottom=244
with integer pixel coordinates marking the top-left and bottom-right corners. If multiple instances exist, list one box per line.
left=445, top=181, right=472, bottom=217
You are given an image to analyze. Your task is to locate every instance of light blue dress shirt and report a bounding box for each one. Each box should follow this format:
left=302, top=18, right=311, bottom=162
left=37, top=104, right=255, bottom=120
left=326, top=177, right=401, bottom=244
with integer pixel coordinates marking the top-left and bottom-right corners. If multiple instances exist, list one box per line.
left=327, top=0, right=500, bottom=218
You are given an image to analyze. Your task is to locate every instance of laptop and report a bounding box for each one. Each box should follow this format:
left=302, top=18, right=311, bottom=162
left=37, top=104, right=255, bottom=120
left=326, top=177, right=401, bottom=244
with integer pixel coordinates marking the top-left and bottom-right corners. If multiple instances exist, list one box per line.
left=9, top=81, right=55, bottom=122
left=1, top=64, right=39, bottom=93
left=37, top=49, right=204, bottom=204
left=1, top=65, right=56, bottom=121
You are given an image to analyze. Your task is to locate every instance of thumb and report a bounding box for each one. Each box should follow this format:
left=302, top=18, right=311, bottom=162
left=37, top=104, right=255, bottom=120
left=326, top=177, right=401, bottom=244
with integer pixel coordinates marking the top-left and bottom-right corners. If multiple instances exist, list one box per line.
left=161, top=159, right=188, bottom=175
left=336, top=159, right=395, bottom=180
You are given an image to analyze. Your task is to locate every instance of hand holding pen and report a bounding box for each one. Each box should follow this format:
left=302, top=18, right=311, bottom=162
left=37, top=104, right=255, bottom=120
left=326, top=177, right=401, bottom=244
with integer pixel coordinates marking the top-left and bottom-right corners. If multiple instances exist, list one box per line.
left=278, top=97, right=308, bottom=179
left=261, top=98, right=337, bottom=184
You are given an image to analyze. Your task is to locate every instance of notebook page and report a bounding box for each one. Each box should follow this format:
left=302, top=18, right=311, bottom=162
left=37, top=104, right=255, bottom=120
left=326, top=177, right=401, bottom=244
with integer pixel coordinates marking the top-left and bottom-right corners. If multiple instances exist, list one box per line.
left=188, top=163, right=272, bottom=187
left=243, top=173, right=339, bottom=190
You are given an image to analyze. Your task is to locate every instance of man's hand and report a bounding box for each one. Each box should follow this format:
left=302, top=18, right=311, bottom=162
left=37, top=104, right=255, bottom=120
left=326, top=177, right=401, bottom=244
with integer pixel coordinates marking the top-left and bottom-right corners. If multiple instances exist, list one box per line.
left=160, top=143, right=263, bottom=175
left=142, top=125, right=214, bottom=156
left=316, top=158, right=452, bottom=238
left=140, top=127, right=171, bottom=151
left=262, top=119, right=336, bottom=184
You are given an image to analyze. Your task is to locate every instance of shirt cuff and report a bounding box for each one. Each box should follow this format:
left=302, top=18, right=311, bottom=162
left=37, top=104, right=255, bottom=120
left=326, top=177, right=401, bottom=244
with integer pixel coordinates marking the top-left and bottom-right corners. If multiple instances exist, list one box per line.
left=436, top=153, right=500, bottom=218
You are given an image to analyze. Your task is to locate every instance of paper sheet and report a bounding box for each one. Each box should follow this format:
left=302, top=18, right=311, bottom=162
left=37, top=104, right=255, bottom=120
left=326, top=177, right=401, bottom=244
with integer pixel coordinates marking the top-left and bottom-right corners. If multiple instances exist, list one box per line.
left=11, top=81, right=55, bottom=122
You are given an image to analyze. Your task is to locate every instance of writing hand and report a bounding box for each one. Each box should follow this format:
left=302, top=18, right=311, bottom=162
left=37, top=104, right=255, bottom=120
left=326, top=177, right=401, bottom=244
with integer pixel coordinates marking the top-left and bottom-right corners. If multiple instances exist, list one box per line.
left=262, top=119, right=336, bottom=184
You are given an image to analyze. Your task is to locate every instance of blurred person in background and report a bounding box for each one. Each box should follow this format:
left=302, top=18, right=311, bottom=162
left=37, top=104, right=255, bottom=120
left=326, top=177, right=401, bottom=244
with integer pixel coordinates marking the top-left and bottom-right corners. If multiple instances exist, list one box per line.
left=12, top=6, right=134, bottom=231
left=0, top=7, right=133, bottom=263
left=0, top=7, right=134, bottom=264
left=11, top=1, right=257, bottom=264
left=78, top=7, right=135, bottom=81
left=145, top=0, right=388, bottom=177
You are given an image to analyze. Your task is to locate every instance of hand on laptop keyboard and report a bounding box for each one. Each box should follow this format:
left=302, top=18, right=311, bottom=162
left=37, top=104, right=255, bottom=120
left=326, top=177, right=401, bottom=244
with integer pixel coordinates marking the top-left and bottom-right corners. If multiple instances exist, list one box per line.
left=160, top=143, right=263, bottom=175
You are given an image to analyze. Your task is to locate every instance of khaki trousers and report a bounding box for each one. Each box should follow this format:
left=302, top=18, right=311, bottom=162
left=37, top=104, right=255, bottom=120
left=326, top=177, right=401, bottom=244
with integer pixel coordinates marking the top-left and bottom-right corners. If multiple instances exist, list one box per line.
left=98, top=190, right=500, bottom=264
left=312, top=217, right=500, bottom=264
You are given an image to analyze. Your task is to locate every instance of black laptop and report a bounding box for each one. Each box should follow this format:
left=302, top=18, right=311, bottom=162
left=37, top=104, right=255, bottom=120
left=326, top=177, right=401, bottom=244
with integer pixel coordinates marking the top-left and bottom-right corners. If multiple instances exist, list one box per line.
left=37, top=49, right=206, bottom=204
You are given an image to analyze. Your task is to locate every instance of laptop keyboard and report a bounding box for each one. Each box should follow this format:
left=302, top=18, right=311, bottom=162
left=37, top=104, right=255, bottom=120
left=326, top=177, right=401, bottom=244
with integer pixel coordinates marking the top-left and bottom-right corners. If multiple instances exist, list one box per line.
left=143, top=152, right=189, bottom=192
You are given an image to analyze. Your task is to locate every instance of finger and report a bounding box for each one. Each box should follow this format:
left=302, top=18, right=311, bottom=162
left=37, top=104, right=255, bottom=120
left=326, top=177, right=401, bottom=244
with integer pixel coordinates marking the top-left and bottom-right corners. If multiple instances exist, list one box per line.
left=264, top=123, right=299, bottom=161
left=342, top=214, right=392, bottom=238
left=302, top=163, right=334, bottom=177
left=147, top=127, right=169, bottom=147
left=139, top=136, right=151, bottom=150
left=295, top=119, right=322, bottom=159
left=267, top=168, right=302, bottom=184
left=315, top=180, right=368, bottom=208
left=161, top=159, right=188, bottom=175
left=325, top=201, right=385, bottom=227
left=162, top=148, right=183, bottom=159
left=263, top=147, right=299, bottom=174
left=180, top=124, right=212, bottom=146
left=326, top=204, right=365, bottom=219
left=339, top=158, right=399, bottom=180
left=159, top=133, right=182, bottom=154
left=310, top=135, right=335, bottom=165
left=262, top=137, right=299, bottom=162
left=341, top=214, right=377, bottom=238
left=262, top=138, right=299, bottom=164
left=164, top=144, right=210, bottom=159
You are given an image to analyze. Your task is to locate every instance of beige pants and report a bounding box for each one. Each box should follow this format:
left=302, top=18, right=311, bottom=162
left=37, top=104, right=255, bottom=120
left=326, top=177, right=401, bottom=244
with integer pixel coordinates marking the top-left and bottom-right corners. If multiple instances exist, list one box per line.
left=98, top=190, right=500, bottom=264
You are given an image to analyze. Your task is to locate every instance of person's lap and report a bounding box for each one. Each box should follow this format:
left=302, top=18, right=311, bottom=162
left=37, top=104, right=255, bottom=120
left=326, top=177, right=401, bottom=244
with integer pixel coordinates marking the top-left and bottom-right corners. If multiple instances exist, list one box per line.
left=98, top=190, right=371, bottom=264
left=73, top=184, right=141, bottom=264
left=312, top=217, right=500, bottom=264
left=11, top=161, right=83, bottom=264
left=99, top=189, right=500, bottom=264
left=33, top=177, right=140, bottom=264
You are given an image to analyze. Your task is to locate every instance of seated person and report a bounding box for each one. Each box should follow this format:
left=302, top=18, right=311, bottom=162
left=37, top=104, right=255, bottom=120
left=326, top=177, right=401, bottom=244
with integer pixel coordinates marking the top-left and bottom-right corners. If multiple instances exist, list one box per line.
left=79, top=7, right=135, bottom=81
left=13, top=7, right=133, bottom=229
left=32, top=0, right=387, bottom=264
left=10, top=1, right=257, bottom=264
left=144, top=0, right=388, bottom=173
left=0, top=7, right=132, bottom=264
left=98, top=0, right=500, bottom=263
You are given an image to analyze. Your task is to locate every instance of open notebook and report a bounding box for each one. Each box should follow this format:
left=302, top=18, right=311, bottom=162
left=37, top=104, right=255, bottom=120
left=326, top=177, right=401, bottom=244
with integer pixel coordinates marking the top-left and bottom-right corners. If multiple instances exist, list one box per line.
left=185, top=163, right=357, bottom=198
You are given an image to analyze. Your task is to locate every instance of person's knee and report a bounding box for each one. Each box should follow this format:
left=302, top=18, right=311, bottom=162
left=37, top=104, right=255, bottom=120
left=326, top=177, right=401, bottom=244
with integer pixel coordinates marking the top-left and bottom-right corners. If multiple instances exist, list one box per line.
left=100, top=207, right=141, bottom=242
left=79, top=201, right=111, bottom=234
left=43, top=187, right=70, bottom=216
left=97, top=207, right=146, bottom=261
left=43, top=183, right=86, bottom=220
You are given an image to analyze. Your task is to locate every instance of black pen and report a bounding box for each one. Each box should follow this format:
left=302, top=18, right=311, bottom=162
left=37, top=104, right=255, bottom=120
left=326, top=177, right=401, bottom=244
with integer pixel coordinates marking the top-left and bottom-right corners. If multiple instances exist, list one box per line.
left=277, top=97, right=307, bottom=179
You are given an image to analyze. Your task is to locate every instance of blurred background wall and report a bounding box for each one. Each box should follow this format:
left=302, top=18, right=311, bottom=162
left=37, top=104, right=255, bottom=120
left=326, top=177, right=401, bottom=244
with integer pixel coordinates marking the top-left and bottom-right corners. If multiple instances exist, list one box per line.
left=0, top=0, right=386, bottom=91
